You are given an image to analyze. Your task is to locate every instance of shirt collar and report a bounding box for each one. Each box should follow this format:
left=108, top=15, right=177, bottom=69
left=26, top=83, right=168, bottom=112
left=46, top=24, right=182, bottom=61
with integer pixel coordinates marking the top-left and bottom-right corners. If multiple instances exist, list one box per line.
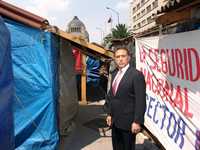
left=119, top=63, right=129, bottom=73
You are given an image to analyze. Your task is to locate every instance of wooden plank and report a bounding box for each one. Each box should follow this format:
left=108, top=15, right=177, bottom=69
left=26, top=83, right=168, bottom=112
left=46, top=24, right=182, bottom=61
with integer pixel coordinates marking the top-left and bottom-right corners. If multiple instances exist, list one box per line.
left=50, top=29, right=114, bottom=58
left=156, top=8, right=191, bottom=25
left=80, top=54, right=87, bottom=104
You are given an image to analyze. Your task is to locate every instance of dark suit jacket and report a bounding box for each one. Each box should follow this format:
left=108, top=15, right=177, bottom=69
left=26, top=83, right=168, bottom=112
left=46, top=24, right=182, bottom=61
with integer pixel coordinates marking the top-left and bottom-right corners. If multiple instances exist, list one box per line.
left=104, top=65, right=146, bottom=131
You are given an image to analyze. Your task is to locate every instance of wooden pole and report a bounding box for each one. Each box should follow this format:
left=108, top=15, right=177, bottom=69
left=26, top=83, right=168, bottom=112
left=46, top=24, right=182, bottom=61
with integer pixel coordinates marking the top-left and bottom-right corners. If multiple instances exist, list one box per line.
left=80, top=53, right=87, bottom=104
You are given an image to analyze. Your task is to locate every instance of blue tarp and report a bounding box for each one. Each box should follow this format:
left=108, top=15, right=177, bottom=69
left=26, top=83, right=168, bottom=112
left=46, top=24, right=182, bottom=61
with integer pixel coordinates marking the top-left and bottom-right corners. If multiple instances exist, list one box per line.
left=5, top=18, right=59, bottom=150
left=0, top=16, right=15, bottom=150
left=86, top=56, right=100, bottom=85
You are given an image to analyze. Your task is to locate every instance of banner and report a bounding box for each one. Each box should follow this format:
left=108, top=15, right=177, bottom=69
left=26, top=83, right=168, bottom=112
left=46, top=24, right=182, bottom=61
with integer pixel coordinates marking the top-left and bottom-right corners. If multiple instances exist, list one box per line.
left=136, top=30, right=200, bottom=150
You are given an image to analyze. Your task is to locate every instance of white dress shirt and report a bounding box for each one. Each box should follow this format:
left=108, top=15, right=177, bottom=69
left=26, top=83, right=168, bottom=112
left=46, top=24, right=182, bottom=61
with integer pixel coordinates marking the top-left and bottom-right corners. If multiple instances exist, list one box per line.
left=112, top=64, right=130, bottom=94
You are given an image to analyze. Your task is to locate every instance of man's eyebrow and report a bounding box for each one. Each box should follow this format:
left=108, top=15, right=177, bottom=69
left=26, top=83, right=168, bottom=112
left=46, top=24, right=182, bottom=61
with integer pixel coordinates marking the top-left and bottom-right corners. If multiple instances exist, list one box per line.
left=116, top=54, right=127, bottom=56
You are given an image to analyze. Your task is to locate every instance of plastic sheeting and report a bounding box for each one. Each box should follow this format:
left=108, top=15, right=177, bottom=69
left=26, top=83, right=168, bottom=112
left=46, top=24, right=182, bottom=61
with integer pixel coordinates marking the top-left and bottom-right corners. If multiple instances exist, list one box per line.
left=5, top=18, right=59, bottom=150
left=86, top=57, right=107, bottom=101
left=0, top=16, right=15, bottom=150
left=59, top=39, right=78, bottom=136
left=86, top=56, right=100, bottom=84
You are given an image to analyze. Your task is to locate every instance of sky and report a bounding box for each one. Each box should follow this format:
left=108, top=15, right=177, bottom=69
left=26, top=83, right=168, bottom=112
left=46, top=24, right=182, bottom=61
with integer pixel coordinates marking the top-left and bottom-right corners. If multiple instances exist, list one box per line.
left=6, top=0, right=131, bottom=43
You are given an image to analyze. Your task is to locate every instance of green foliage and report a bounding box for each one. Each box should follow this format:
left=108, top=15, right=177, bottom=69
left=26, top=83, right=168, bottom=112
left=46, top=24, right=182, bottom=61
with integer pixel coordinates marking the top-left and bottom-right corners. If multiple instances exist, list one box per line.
left=103, top=24, right=131, bottom=47
left=111, top=24, right=131, bottom=39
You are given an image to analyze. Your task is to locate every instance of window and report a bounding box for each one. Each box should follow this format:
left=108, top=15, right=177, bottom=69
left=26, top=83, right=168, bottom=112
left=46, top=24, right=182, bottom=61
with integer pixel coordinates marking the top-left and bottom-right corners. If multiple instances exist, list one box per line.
left=152, top=0, right=158, bottom=8
left=137, top=23, right=141, bottom=28
left=77, top=27, right=81, bottom=32
left=147, top=16, right=152, bottom=23
left=71, top=27, right=81, bottom=32
left=142, top=19, right=146, bottom=25
left=137, top=13, right=140, bottom=18
left=133, top=16, right=136, bottom=22
left=133, top=25, right=137, bottom=30
left=141, top=9, right=145, bottom=16
left=141, top=0, right=145, bottom=5
left=133, top=7, right=136, bottom=13
left=137, top=3, right=140, bottom=10
left=146, top=5, right=151, bottom=13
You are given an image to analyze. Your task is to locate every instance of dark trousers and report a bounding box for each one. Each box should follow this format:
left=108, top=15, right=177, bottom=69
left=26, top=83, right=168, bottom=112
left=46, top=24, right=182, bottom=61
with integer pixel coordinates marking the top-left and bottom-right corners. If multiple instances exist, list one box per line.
left=112, top=124, right=136, bottom=150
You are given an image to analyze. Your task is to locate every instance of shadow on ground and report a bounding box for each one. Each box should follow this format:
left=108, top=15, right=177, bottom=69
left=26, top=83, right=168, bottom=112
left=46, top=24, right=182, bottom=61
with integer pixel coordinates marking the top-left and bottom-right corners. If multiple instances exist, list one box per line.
left=59, top=101, right=162, bottom=150
left=59, top=103, right=109, bottom=150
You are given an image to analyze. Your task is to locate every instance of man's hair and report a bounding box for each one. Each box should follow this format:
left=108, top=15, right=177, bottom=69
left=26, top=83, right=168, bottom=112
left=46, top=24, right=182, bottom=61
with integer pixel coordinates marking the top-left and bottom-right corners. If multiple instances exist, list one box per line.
left=114, top=47, right=130, bottom=56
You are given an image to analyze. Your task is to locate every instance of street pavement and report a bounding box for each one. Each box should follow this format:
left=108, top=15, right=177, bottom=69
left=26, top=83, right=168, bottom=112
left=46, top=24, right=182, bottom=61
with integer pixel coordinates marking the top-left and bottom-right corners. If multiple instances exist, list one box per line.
left=59, top=100, right=161, bottom=150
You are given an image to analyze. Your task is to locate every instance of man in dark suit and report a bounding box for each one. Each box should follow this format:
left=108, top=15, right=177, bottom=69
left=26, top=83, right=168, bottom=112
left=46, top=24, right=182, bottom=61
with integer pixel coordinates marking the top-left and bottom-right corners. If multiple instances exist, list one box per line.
left=104, top=47, right=146, bottom=150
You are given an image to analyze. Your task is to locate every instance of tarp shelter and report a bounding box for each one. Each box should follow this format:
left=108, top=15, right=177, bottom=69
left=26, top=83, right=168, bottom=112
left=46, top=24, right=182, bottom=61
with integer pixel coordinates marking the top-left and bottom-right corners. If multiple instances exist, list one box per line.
left=56, top=33, right=113, bottom=135
left=1, top=1, right=59, bottom=149
left=0, top=16, right=15, bottom=150
left=6, top=19, right=60, bottom=149
left=4, top=16, right=59, bottom=150
left=0, top=0, right=113, bottom=149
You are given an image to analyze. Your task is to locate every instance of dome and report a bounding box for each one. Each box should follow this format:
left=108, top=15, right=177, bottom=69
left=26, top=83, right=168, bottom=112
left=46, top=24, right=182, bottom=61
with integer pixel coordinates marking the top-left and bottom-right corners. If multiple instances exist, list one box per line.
left=67, top=16, right=86, bottom=32
left=67, top=16, right=89, bottom=41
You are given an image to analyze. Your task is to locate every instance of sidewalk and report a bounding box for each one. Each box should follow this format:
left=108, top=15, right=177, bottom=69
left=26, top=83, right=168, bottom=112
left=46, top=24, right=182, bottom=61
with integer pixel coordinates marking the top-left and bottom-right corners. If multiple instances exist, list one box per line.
left=59, top=100, right=161, bottom=150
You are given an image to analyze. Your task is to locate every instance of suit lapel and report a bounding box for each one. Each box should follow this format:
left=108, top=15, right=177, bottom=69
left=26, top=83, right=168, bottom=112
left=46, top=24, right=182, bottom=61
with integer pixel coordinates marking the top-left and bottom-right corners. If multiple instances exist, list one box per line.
left=112, top=71, right=118, bottom=83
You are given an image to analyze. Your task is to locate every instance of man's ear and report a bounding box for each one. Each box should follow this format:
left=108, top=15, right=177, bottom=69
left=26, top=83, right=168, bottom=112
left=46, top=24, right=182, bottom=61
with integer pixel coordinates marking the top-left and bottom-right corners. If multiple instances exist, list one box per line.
left=128, top=55, right=131, bottom=61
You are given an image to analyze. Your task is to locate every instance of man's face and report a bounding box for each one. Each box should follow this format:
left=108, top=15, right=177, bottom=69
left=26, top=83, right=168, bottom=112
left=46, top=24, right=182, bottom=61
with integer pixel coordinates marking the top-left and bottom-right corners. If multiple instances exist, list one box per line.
left=114, top=49, right=130, bottom=69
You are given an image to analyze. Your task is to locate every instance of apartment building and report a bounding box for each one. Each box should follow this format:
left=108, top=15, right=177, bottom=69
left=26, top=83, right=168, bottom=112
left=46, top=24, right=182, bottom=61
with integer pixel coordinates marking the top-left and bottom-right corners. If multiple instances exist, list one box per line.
left=129, top=0, right=168, bottom=33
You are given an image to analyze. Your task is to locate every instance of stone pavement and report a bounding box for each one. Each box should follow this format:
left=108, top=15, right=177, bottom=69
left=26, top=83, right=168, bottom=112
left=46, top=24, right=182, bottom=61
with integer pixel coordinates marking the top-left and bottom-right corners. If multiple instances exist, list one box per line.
left=59, top=100, right=161, bottom=150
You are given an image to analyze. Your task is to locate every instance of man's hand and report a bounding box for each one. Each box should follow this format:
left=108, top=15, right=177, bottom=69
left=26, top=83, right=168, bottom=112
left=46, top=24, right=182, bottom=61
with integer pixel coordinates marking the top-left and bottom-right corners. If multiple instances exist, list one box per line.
left=131, top=122, right=141, bottom=134
left=106, top=115, right=112, bottom=127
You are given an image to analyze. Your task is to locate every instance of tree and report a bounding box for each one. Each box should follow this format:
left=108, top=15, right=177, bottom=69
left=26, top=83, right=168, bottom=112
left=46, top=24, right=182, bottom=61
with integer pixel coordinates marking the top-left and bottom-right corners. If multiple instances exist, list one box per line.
left=103, top=24, right=132, bottom=48
left=111, top=24, right=131, bottom=39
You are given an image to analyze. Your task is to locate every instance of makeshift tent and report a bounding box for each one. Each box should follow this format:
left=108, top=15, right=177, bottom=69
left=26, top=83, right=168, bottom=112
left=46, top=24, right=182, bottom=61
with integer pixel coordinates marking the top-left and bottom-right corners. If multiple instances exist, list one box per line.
left=0, top=16, right=15, bottom=150
left=4, top=18, right=59, bottom=150
left=59, top=39, right=78, bottom=136
left=0, top=1, right=113, bottom=148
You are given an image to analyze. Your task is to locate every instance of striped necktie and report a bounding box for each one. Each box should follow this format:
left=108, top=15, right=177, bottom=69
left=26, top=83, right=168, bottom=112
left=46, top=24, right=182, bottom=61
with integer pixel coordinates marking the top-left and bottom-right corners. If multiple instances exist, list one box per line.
left=112, top=70, right=122, bottom=95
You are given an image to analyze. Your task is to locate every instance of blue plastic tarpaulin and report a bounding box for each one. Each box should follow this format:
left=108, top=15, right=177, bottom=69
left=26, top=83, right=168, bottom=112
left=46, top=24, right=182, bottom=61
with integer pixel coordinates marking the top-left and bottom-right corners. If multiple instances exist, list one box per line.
left=0, top=16, right=15, bottom=150
left=5, top=18, right=59, bottom=150
left=86, top=56, right=100, bottom=85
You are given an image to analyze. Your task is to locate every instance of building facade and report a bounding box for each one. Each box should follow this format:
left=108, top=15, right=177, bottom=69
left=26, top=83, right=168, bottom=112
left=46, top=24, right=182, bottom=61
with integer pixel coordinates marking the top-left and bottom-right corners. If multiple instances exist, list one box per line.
left=129, top=0, right=168, bottom=33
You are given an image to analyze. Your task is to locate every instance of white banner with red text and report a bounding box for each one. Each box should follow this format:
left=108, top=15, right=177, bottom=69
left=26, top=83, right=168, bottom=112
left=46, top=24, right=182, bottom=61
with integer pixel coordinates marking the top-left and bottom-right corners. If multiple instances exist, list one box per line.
left=135, top=30, right=200, bottom=150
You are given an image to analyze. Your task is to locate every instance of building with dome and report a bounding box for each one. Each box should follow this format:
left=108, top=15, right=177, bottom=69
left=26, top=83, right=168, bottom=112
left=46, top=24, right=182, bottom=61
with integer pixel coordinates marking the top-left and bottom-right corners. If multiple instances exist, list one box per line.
left=67, top=16, right=89, bottom=42
left=66, top=16, right=106, bottom=103
left=66, top=16, right=90, bottom=103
